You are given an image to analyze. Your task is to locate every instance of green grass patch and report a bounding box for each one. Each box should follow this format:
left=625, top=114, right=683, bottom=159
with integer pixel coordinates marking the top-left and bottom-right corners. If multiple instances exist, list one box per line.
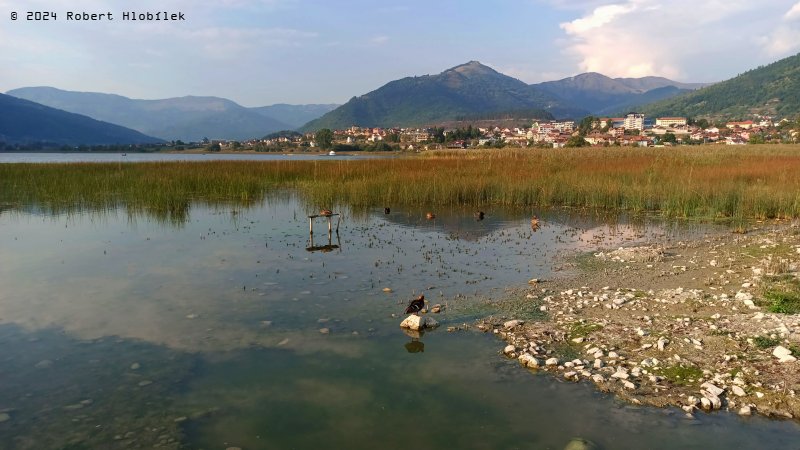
left=552, top=342, right=581, bottom=362
left=763, top=290, right=800, bottom=314
left=753, top=335, right=780, bottom=349
left=656, top=364, right=704, bottom=386
left=568, top=321, right=603, bottom=339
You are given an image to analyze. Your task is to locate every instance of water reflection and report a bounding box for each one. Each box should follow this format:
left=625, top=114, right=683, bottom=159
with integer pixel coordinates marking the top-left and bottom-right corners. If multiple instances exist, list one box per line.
left=402, top=328, right=426, bottom=353
left=3, top=195, right=795, bottom=448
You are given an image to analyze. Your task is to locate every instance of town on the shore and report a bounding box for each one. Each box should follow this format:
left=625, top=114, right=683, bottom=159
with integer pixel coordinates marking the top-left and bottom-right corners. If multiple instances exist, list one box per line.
left=211, top=113, right=800, bottom=152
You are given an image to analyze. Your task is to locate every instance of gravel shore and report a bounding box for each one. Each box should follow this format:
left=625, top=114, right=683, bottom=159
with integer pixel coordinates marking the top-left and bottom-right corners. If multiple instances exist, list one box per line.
left=481, top=222, right=800, bottom=420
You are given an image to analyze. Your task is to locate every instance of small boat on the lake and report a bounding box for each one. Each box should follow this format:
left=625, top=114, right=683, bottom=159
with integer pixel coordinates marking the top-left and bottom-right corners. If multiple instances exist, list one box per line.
left=328, top=150, right=336, bottom=156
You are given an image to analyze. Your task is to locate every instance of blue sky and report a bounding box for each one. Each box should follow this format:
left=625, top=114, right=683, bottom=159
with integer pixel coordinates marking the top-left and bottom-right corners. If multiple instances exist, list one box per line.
left=2, top=0, right=800, bottom=106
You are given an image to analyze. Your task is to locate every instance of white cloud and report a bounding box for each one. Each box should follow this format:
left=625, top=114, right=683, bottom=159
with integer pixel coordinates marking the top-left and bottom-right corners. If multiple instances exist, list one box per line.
left=760, top=2, right=800, bottom=56
left=557, top=0, right=796, bottom=80
left=369, top=35, right=389, bottom=45
left=785, top=1, right=800, bottom=20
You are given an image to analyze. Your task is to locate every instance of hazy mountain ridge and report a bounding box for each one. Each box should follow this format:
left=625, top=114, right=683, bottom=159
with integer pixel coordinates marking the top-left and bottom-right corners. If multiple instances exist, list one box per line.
left=0, top=93, right=162, bottom=146
left=250, top=103, right=339, bottom=129
left=534, top=72, right=711, bottom=115
left=5, top=87, right=328, bottom=141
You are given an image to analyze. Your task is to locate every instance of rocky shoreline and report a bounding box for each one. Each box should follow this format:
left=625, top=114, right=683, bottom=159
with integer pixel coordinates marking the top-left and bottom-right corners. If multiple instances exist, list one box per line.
left=480, top=223, right=800, bottom=421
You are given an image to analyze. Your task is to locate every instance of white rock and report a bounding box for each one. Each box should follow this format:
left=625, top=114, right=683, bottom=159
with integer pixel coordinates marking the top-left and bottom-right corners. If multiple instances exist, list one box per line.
left=611, top=369, right=630, bottom=380
left=564, top=371, right=578, bottom=380
left=504, top=319, right=524, bottom=329
left=657, top=337, right=669, bottom=351
left=735, top=291, right=753, bottom=302
left=701, top=382, right=725, bottom=397
left=732, top=386, right=746, bottom=397
left=739, top=405, right=752, bottom=416
left=586, top=347, right=600, bottom=355
left=571, top=337, right=585, bottom=343
left=400, top=315, right=438, bottom=331
left=592, top=374, right=605, bottom=383
left=779, top=355, right=797, bottom=363
left=545, top=357, right=559, bottom=366
left=773, top=346, right=793, bottom=359
left=593, top=359, right=603, bottom=369
left=504, top=345, right=516, bottom=355
left=608, top=351, right=619, bottom=359
left=518, top=354, right=540, bottom=369
left=622, top=380, right=636, bottom=390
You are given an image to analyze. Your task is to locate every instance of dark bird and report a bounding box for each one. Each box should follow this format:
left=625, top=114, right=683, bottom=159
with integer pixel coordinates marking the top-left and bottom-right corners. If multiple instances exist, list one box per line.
left=425, top=212, right=436, bottom=220
left=404, top=294, right=425, bottom=315
left=384, top=207, right=391, bottom=214
left=320, top=208, right=333, bottom=216
left=475, top=211, right=485, bottom=220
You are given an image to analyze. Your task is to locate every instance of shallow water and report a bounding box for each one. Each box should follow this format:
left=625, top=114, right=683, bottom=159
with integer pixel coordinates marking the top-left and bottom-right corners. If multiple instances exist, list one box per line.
left=0, top=152, right=378, bottom=163
left=1, top=197, right=799, bottom=449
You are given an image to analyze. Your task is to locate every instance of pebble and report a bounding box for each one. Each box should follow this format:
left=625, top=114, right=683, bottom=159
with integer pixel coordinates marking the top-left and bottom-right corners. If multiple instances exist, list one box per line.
left=130, top=362, right=140, bottom=370
left=319, top=328, right=330, bottom=334
left=34, top=359, right=53, bottom=369
left=138, top=380, right=153, bottom=387
left=545, top=357, right=559, bottom=366
left=504, top=319, right=524, bottom=329
left=0, top=413, right=10, bottom=423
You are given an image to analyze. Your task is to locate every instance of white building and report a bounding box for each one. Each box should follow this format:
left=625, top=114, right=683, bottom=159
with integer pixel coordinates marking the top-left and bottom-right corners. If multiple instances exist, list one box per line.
left=624, top=113, right=645, bottom=131
left=655, top=117, right=687, bottom=127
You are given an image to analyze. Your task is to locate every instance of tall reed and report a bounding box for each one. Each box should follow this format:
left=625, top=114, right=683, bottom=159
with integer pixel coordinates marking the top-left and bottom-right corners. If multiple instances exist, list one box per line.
left=2, top=145, right=800, bottom=222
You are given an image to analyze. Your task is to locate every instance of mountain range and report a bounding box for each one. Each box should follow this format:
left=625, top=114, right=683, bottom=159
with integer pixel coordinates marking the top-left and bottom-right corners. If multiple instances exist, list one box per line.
left=534, top=73, right=711, bottom=116
left=5, top=87, right=338, bottom=142
left=0, top=93, right=162, bottom=146
left=5, top=52, right=800, bottom=146
left=302, top=61, right=711, bottom=131
left=639, top=52, right=800, bottom=120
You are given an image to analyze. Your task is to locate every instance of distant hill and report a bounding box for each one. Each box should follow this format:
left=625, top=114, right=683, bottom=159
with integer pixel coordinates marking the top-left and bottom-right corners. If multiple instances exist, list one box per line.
left=250, top=104, right=339, bottom=129
left=0, top=93, right=162, bottom=146
left=638, top=52, right=800, bottom=120
left=301, top=61, right=585, bottom=131
left=6, top=87, right=293, bottom=142
left=534, top=72, right=710, bottom=116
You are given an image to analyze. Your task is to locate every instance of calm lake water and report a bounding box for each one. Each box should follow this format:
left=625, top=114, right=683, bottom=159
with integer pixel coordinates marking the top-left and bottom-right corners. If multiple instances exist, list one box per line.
left=1, top=195, right=799, bottom=449
left=0, top=152, right=378, bottom=163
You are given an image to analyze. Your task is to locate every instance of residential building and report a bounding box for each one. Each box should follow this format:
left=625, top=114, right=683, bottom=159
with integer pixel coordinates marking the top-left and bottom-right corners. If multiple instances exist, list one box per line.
left=655, top=117, right=687, bottom=127
left=624, top=113, right=645, bottom=131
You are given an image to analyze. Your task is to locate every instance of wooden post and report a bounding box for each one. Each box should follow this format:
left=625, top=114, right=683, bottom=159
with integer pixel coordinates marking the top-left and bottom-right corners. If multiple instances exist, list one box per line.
left=336, top=216, right=340, bottom=233
left=328, top=216, right=332, bottom=234
left=309, top=217, right=313, bottom=235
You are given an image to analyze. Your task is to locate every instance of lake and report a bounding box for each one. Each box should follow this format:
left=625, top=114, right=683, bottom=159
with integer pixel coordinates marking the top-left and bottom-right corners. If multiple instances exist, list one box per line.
left=1, top=195, right=799, bottom=449
left=0, top=152, right=381, bottom=164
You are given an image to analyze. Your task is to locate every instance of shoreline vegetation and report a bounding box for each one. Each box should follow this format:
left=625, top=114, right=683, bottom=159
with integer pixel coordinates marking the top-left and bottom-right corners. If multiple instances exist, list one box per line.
left=2, top=146, right=800, bottom=224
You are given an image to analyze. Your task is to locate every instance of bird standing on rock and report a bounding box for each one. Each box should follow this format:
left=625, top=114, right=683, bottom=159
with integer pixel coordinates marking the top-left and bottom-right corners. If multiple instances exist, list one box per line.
left=404, top=294, right=425, bottom=315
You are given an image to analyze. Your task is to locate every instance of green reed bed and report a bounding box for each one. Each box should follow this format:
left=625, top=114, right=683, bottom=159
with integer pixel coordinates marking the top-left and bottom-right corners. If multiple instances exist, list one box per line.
left=2, top=146, right=800, bottom=222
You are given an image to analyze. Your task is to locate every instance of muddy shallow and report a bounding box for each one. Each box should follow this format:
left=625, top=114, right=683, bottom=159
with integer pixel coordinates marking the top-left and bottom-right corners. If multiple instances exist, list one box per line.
left=1, top=196, right=799, bottom=449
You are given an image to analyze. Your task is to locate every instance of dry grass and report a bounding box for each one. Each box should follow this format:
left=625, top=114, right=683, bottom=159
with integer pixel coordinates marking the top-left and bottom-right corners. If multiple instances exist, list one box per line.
left=2, top=145, right=800, bottom=223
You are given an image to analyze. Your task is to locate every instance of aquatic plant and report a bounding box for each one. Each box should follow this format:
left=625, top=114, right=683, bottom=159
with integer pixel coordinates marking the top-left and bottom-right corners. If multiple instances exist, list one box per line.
left=2, top=145, right=800, bottom=223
